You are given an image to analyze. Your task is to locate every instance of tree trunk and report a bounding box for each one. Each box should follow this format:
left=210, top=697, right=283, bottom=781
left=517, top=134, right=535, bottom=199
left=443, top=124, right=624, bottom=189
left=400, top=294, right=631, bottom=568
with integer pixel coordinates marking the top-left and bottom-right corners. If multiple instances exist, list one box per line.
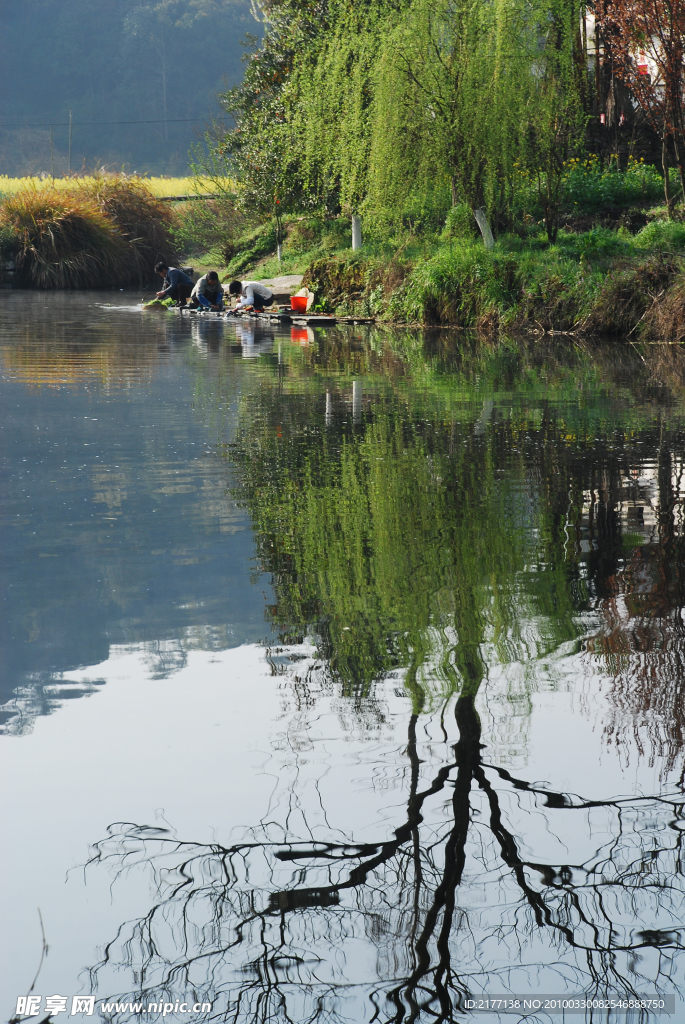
left=473, top=208, right=494, bottom=249
left=663, top=137, right=673, bottom=220
left=594, top=21, right=601, bottom=113
left=351, top=215, right=362, bottom=251
left=671, top=136, right=685, bottom=210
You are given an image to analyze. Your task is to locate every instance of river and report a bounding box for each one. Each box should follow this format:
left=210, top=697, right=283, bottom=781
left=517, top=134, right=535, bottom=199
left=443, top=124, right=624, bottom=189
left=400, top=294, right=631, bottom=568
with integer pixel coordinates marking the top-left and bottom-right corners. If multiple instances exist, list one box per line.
left=1, top=292, right=684, bottom=1023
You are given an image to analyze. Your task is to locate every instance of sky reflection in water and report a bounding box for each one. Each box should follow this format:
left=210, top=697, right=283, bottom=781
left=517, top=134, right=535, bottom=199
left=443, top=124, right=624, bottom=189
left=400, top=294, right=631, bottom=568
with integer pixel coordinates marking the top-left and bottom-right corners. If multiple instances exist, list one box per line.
left=1, top=293, right=685, bottom=1023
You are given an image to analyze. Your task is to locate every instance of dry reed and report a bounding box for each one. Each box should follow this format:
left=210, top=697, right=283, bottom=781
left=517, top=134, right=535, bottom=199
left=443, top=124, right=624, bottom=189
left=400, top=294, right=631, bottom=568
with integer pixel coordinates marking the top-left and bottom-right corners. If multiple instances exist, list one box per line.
left=0, top=184, right=130, bottom=288
left=0, top=176, right=179, bottom=288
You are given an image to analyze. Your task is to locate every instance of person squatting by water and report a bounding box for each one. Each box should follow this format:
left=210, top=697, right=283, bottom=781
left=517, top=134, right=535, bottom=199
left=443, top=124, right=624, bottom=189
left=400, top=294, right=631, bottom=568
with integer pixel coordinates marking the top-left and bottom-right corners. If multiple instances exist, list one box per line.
left=155, top=262, right=193, bottom=306
left=190, top=271, right=224, bottom=311
left=228, top=280, right=274, bottom=311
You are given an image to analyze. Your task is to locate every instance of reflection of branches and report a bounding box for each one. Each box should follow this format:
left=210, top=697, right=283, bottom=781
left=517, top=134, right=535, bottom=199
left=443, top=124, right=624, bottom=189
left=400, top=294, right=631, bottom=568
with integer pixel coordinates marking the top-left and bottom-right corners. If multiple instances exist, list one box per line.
left=585, top=445, right=685, bottom=777
left=594, top=595, right=685, bottom=777
left=86, top=688, right=685, bottom=1023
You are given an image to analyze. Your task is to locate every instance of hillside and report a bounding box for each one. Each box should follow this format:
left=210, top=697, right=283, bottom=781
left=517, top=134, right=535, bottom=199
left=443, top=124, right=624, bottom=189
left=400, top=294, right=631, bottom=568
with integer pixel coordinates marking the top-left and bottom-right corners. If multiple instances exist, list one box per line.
left=0, top=0, right=257, bottom=176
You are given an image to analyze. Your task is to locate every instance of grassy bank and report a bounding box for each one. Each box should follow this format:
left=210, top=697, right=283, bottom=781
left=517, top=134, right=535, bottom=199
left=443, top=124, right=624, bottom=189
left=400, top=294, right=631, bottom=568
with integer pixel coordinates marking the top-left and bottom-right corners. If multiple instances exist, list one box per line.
left=185, top=207, right=684, bottom=340
left=189, top=160, right=685, bottom=339
left=2, top=166, right=684, bottom=342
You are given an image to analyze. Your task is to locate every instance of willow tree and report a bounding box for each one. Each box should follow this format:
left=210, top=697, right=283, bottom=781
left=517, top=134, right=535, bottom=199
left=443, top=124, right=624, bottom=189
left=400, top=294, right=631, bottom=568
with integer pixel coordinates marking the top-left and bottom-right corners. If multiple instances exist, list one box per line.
left=514, top=0, right=588, bottom=241
left=205, top=0, right=588, bottom=238
left=290, top=0, right=408, bottom=222
left=362, top=0, right=586, bottom=241
left=367, top=0, right=500, bottom=239
left=206, top=0, right=329, bottom=216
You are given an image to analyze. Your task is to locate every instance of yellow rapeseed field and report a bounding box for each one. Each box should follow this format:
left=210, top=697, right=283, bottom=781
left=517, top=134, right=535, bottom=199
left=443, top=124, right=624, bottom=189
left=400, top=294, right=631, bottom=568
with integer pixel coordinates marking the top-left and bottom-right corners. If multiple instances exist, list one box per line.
left=0, top=176, right=229, bottom=197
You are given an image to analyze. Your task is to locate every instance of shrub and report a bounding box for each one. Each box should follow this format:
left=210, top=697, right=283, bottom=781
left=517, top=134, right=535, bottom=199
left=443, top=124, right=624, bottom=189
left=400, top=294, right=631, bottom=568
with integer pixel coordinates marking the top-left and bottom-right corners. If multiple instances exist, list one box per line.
left=584, top=255, right=681, bottom=334
left=510, top=247, right=591, bottom=330
left=171, top=192, right=245, bottom=263
left=573, top=226, right=630, bottom=257
left=320, top=218, right=352, bottom=251
left=288, top=217, right=324, bottom=251
left=441, top=203, right=477, bottom=240
left=512, top=156, right=665, bottom=221
left=75, top=174, right=178, bottom=279
left=560, top=156, right=664, bottom=213
left=402, top=244, right=515, bottom=326
left=633, top=220, right=685, bottom=252
left=643, top=269, right=685, bottom=341
left=0, top=184, right=130, bottom=288
left=302, top=256, right=368, bottom=306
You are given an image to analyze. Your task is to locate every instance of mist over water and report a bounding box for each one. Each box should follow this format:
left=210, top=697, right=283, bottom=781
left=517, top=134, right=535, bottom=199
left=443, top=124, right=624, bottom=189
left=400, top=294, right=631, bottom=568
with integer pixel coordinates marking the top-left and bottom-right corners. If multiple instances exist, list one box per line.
left=2, top=293, right=685, bottom=1022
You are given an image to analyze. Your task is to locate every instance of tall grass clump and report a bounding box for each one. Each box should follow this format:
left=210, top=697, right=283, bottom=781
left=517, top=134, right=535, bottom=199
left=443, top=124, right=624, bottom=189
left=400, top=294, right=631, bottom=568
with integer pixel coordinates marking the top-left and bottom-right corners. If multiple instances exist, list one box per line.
left=0, top=184, right=130, bottom=288
left=74, top=174, right=177, bottom=277
left=402, top=245, right=517, bottom=326
left=0, top=176, right=180, bottom=288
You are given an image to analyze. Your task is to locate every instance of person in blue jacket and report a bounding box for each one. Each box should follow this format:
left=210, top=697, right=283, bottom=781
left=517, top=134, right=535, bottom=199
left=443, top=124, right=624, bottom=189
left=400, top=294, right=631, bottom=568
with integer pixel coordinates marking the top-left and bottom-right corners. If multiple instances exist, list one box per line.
left=155, top=262, right=193, bottom=305
left=190, top=271, right=224, bottom=311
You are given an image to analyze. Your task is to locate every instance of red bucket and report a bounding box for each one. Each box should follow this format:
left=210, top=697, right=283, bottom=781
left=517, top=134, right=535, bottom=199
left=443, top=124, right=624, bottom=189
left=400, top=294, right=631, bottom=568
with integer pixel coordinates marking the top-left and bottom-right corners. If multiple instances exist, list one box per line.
left=290, top=295, right=308, bottom=312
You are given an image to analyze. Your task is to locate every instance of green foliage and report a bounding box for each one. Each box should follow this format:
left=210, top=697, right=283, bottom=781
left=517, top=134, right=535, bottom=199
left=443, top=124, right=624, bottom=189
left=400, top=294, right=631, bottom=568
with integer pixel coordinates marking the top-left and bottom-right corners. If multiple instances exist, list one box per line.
left=511, top=155, right=666, bottom=224
left=442, top=204, right=477, bottom=240
left=230, top=407, right=529, bottom=699
left=634, top=219, right=685, bottom=252
left=0, top=225, right=18, bottom=262
left=221, top=222, right=279, bottom=277
left=402, top=244, right=512, bottom=325
left=303, top=255, right=369, bottom=305
left=513, top=0, right=588, bottom=241
left=560, top=156, right=664, bottom=213
left=210, top=0, right=593, bottom=242
left=556, top=227, right=630, bottom=259
left=171, top=195, right=246, bottom=261
left=291, top=217, right=351, bottom=252
left=223, top=338, right=652, bottom=699
left=288, top=217, right=685, bottom=333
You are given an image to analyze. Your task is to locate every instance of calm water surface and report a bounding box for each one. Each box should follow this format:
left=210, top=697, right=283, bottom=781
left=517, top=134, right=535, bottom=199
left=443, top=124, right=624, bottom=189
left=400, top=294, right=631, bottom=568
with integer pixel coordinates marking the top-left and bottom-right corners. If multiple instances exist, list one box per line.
left=2, top=293, right=685, bottom=1022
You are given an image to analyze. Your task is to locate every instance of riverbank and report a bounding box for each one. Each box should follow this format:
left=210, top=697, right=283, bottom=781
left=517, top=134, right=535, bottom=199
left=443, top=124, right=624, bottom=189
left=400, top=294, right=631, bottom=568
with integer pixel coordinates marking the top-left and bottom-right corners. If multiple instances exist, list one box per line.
left=209, top=210, right=685, bottom=339
left=2, top=172, right=685, bottom=340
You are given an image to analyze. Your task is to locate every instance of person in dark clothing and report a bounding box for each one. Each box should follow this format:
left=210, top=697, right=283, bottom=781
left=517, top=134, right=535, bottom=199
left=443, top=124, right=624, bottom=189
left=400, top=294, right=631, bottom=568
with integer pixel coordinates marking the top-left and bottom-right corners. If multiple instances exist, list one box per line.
left=155, top=262, right=193, bottom=305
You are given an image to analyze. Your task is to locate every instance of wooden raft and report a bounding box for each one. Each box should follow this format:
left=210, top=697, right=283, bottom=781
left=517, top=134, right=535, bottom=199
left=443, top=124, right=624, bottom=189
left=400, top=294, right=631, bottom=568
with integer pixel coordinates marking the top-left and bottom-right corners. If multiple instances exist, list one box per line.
left=176, top=308, right=375, bottom=326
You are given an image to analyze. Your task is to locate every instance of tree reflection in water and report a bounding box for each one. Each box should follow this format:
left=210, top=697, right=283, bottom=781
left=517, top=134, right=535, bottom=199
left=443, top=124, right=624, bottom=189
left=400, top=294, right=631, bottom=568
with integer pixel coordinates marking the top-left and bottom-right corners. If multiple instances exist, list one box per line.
left=87, top=336, right=685, bottom=1022
left=87, top=681, right=685, bottom=1022
left=584, top=448, right=685, bottom=780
